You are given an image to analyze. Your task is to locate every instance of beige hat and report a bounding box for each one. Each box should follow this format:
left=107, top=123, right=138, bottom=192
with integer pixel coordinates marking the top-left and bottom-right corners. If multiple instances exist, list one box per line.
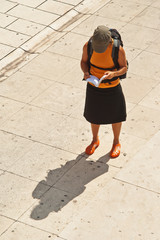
left=92, top=25, right=111, bottom=53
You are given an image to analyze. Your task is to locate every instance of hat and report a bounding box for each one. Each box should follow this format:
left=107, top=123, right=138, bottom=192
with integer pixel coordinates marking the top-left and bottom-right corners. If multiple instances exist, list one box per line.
left=92, top=26, right=111, bottom=53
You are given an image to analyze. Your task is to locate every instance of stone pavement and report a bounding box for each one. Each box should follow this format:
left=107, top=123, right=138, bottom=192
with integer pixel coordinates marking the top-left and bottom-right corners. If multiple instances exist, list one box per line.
left=0, top=0, right=160, bottom=239
left=0, top=0, right=102, bottom=77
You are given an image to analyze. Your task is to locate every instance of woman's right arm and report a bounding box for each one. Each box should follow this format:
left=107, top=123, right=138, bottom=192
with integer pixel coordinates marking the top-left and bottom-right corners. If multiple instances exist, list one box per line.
left=80, top=42, right=90, bottom=79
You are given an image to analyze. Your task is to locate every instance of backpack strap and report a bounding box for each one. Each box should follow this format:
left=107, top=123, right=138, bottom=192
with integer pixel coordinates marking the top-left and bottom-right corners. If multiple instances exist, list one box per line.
left=112, top=39, right=128, bottom=80
left=90, top=63, right=116, bottom=71
left=112, top=39, right=120, bottom=70
left=87, top=37, right=93, bottom=74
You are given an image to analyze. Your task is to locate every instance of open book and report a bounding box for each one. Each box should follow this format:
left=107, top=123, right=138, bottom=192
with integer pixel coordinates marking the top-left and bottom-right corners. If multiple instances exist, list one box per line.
left=86, top=75, right=107, bottom=87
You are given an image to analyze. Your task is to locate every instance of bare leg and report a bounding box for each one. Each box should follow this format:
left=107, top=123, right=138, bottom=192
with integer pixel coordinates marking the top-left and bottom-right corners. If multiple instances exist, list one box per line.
left=85, top=123, right=100, bottom=155
left=112, top=122, right=122, bottom=145
left=91, top=123, right=100, bottom=142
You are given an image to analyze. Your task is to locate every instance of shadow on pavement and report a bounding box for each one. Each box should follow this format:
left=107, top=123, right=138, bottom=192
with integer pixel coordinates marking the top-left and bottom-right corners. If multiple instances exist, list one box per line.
left=30, top=152, right=111, bottom=220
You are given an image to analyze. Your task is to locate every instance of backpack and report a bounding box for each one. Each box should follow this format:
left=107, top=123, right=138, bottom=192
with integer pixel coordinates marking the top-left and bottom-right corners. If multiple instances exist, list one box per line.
left=87, top=28, right=128, bottom=82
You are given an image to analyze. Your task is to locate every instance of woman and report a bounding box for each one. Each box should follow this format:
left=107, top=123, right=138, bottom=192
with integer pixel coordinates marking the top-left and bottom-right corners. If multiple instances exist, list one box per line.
left=81, top=25, right=127, bottom=158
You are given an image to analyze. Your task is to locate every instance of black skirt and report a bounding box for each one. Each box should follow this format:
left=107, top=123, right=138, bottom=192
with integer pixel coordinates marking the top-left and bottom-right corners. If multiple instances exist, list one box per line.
left=84, top=83, right=127, bottom=124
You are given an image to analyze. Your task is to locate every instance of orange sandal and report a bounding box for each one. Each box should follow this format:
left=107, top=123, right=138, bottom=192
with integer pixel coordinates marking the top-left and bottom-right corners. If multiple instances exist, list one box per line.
left=110, top=143, right=121, bottom=158
left=85, top=139, right=100, bottom=155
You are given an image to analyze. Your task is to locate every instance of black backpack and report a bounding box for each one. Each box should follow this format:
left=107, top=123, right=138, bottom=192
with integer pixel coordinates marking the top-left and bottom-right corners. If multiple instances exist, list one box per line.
left=87, top=28, right=128, bottom=81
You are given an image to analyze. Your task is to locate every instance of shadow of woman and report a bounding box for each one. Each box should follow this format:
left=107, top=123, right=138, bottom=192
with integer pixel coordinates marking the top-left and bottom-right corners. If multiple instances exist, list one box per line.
left=30, top=152, right=111, bottom=220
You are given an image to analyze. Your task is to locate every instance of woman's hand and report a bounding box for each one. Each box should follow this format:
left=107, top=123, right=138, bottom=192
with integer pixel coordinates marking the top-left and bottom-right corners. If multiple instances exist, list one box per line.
left=84, top=72, right=90, bottom=80
left=104, top=71, right=115, bottom=79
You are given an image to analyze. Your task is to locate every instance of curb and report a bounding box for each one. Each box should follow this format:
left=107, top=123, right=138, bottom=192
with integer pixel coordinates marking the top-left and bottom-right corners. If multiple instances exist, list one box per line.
left=0, top=10, right=82, bottom=79
left=0, top=0, right=109, bottom=79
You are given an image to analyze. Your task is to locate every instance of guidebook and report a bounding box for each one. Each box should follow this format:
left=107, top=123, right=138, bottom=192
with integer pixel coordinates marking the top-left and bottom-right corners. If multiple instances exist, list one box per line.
left=86, top=75, right=107, bottom=87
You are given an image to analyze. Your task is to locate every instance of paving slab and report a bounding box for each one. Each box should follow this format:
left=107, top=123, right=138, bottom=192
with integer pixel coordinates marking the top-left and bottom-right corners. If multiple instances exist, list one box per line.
left=0, top=221, right=58, bottom=240
left=125, top=101, right=136, bottom=113
left=38, top=0, right=73, bottom=15
left=43, top=116, right=91, bottom=154
left=47, top=32, right=89, bottom=60
left=7, top=5, right=59, bottom=25
left=53, top=62, right=85, bottom=89
left=0, top=96, right=24, bottom=126
left=96, top=0, right=147, bottom=22
left=0, top=44, right=15, bottom=60
left=139, top=83, right=160, bottom=111
left=7, top=19, right=45, bottom=36
left=19, top=163, right=119, bottom=234
left=0, top=0, right=17, bottom=13
left=63, top=13, right=90, bottom=33
left=58, top=0, right=82, bottom=5
left=75, top=0, right=110, bottom=14
left=69, top=99, right=86, bottom=120
left=123, top=105, right=160, bottom=140
left=1, top=105, right=66, bottom=142
left=120, top=23, right=159, bottom=50
left=0, top=48, right=40, bottom=80
left=20, top=51, right=79, bottom=82
left=0, top=71, right=53, bottom=103
left=86, top=0, right=116, bottom=15
left=121, top=73, right=159, bottom=104
left=31, top=81, right=85, bottom=115
left=123, top=46, right=142, bottom=63
left=115, top=131, right=160, bottom=193
left=131, top=6, right=160, bottom=30
left=0, top=131, right=33, bottom=171
left=9, top=0, right=47, bottom=8
left=129, top=51, right=160, bottom=80
left=151, top=0, right=160, bottom=8
left=57, top=179, right=160, bottom=240
left=145, top=31, right=160, bottom=54
left=0, top=215, right=14, bottom=235
left=0, top=27, right=30, bottom=48
left=20, top=27, right=57, bottom=53
left=0, top=172, right=50, bottom=219
left=127, top=0, right=157, bottom=5
left=0, top=13, right=16, bottom=28
left=8, top=144, right=83, bottom=185
left=50, top=9, right=79, bottom=31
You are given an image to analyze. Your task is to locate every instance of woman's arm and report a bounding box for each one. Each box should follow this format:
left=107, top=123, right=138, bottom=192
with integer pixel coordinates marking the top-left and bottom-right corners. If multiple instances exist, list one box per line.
left=104, top=46, right=127, bottom=79
left=113, top=46, right=127, bottom=77
left=80, top=42, right=90, bottom=79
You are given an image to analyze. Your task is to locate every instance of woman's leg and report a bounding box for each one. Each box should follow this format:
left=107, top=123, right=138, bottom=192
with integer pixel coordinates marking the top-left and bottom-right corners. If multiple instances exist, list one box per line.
left=110, top=122, right=122, bottom=158
left=85, top=123, right=100, bottom=155
left=91, top=123, right=100, bottom=142
left=112, top=122, right=122, bottom=144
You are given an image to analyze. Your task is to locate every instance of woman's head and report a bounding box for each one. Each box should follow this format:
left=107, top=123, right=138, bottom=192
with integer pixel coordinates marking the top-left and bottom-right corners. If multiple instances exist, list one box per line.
left=92, top=25, right=112, bottom=53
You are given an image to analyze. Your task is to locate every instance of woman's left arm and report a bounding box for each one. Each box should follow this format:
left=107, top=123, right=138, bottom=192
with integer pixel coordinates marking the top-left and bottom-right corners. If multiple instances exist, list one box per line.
left=104, top=46, right=127, bottom=79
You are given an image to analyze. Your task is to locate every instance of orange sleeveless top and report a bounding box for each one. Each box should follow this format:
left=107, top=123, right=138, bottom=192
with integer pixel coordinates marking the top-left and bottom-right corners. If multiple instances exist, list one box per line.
left=89, top=41, right=120, bottom=88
